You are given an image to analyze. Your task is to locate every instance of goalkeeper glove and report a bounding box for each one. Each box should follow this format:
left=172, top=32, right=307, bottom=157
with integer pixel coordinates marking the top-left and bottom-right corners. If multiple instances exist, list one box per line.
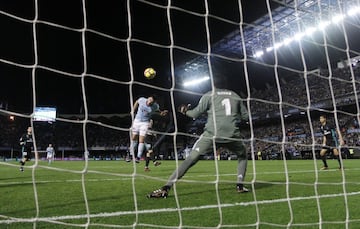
left=178, top=104, right=190, bottom=115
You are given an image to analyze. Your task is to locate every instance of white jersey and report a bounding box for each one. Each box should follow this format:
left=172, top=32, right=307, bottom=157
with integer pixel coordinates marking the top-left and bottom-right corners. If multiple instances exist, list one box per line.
left=135, top=97, right=160, bottom=122
left=46, top=146, right=55, bottom=158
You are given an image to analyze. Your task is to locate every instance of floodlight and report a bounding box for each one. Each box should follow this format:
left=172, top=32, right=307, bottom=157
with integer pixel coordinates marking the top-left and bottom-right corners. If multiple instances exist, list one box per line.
left=318, top=21, right=330, bottom=30
left=283, top=37, right=293, bottom=46
left=274, top=42, right=283, bottom=49
left=183, top=76, right=210, bottom=87
left=266, top=47, right=273, bottom=52
left=254, top=50, right=264, bottom=58
left=294, top=32, right=305, bottom=41
left=347, top=7, right=360, bottom=16
left=331, top=14, right=345, bottom=24
left=305, top=27, right=317, bottom=36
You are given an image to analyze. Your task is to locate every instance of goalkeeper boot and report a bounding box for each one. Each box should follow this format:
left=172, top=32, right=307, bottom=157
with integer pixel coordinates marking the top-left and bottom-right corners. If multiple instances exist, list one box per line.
left=144, top=166, right=150, bottom=172
left=153, top=161, right=161, bottom=166
left=320, top=166, right=329, bottom=170
left=147, top=186, right=169, bottom=198
left=237, top=184, right=249, bottom=193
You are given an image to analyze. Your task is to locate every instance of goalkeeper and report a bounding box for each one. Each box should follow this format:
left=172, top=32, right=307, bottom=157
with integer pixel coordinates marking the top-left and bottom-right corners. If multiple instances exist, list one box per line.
left=148, top=75, right=249, bottom=198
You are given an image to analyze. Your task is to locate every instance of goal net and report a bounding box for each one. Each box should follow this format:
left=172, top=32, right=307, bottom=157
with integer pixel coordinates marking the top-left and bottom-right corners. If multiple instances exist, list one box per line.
left=1, top=0, right=360, bottom=228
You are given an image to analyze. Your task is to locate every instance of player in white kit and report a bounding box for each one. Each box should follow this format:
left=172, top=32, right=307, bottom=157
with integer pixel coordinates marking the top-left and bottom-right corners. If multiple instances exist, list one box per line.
left=46, top=143, right=55, bottom=164
left=128, top=95, right=168, bottom=162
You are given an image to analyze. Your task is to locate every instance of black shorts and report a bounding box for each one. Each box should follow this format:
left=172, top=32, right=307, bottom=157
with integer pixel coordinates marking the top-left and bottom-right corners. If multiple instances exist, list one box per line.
left=22, top=151, right=31, bottom=161
left=322, top=146, right=337, bottom=152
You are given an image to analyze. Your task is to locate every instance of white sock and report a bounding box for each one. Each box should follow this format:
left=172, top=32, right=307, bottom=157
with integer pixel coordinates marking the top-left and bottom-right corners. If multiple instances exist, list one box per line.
left=137, top=143, right=145, bottom=159
left=130, top=141, right=138, bottom=157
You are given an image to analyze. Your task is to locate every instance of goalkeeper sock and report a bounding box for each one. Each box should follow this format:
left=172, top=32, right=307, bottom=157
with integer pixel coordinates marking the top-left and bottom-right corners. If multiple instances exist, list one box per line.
left=237, top=159, right=248, bottom=184
left=162, top=185, right=170, bottom=191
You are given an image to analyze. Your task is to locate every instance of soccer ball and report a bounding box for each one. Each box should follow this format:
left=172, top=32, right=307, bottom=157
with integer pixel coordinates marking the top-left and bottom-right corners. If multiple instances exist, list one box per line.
left=144, top=68, right=156, bottom=79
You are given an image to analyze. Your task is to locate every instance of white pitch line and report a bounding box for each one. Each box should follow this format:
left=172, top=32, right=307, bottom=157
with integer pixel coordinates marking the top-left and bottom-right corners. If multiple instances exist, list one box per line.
left=1, top=167, right=359, bottom=186
left=0, top=177, right=133, bottom=186
left=1, top=190, right=360, bottom=225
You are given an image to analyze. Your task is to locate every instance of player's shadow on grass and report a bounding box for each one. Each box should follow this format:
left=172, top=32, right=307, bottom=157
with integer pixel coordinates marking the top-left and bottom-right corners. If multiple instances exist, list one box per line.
left=165, top=182, right=277, bottom=198
left=251, top=181, right=277, bottom=190
left=220, top=181, right=277, bottom=191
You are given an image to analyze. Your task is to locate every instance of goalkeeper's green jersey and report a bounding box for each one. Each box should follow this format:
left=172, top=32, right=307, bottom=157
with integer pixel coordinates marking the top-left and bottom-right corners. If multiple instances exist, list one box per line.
left=186, top=88, right=248, bottom=141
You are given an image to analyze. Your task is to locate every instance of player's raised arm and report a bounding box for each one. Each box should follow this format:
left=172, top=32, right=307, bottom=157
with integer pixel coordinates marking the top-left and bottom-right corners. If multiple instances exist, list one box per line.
left=19, top=136, right=25, bottom=145
left=178, top=104, right=189, bottom=115
left=151, top=104, right=168, bottom=117
left=132, top=99, right=139, bottom=116
left=181, top=94, right=210, bottom=119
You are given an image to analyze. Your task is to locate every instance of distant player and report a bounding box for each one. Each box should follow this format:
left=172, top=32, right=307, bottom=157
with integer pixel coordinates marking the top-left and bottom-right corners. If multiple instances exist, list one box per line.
left=19, top=126, right=34, bottom=172
left=46, top=143, right=55, bottom=164
left=319, top=115, right=344, bottom=170
left=128, top=95, right=168, bottom=163
left=147, top=75, right=249, bottom=198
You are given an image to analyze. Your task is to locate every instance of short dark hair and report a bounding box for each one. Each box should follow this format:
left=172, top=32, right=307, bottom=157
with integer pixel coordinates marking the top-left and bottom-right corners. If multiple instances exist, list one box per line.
left=149, top=94, right=157, bottom=101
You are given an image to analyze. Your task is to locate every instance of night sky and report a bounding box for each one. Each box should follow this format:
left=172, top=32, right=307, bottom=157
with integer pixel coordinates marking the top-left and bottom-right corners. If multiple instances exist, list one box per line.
left=0, top=0, right=357, bottom=115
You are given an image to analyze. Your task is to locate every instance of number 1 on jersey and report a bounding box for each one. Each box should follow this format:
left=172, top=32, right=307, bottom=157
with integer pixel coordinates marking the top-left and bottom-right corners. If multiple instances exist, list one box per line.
left=221, top=98, right=231, bottom=116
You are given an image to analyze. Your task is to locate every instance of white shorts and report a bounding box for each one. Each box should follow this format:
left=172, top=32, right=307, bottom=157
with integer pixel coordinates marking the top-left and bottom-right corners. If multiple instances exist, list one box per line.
left=131, top=120, right=150, bottom=137
left=47, top=153, right=54, bottom=159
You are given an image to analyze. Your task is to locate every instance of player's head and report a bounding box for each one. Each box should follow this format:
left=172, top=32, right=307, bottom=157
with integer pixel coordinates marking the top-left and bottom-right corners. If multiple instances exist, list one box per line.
left=27, top=126, right=32, bottom=134
left=319, top=115, right=327, bottom=124
left=147, top=94, right=157, bottom=106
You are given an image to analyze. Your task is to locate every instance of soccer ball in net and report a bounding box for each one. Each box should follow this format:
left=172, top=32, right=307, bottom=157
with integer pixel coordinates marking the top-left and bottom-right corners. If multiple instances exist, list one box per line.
left=144, top=68, right=156, bottom=79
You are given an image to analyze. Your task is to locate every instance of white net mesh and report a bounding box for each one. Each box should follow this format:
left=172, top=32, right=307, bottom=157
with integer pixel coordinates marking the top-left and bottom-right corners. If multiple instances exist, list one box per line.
left=1, top=0, right=360, bottom=228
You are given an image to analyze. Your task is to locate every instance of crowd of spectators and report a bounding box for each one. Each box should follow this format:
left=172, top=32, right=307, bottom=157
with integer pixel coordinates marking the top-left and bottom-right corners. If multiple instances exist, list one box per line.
left=250, top=65, right=360, bottom=120
left=185, top=64, right=360, bottom=159
left=0, top=114, right=130, bottom=155
left=247, top=114, right=360, bottom=160
left=1, top=64, right=360, bottom=160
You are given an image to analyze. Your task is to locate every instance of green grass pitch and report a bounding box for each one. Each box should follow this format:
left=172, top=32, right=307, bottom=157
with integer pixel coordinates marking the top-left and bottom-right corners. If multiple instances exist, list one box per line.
left=1, top=159, right=360, bottom=228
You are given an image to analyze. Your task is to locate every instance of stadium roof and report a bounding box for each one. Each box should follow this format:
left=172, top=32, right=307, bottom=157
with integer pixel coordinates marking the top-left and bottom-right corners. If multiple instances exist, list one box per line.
left=178, top=0, right=360, bottom=88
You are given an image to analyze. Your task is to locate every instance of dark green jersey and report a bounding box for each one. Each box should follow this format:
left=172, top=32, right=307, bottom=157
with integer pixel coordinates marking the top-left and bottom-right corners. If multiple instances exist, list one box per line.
left=19, top=133, right=33, bottom=153
left=186, top=88, right=248, bottom=140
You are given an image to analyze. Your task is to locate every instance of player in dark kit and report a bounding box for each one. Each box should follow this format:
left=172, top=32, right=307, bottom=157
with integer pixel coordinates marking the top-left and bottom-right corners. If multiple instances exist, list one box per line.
left=19, top=126, right=34, bottom=172
left=319, top=115, right=344, bottom=170
left=144, top=130, right=161, bottom=172
left=147, top=75, right=249, bottom=198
